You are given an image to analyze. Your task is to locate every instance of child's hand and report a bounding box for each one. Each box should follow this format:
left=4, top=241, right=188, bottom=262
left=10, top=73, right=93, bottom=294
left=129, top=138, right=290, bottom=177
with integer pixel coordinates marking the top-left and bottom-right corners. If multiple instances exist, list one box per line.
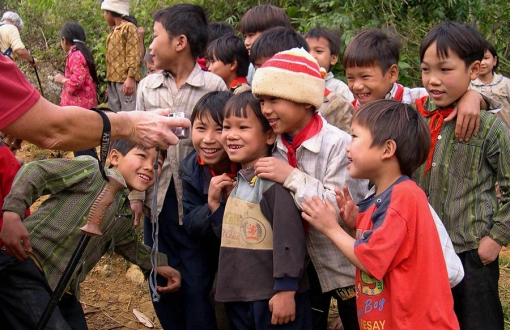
left=301, top=196, right=341, bottom=237
left=1, top=211, right=32, bottom=260
left=335, top=186, right=358, bottom=230
left=268, top=291, right=296, bottom=325
left=130, top=201, right=144, bottom=227
left=156, top=266, right=181, bottom=293
left=54, top=73, right=66, bottom=84
left=123, top=76, right=135, bottom=97
left=254, top=157, right=293, bottom=184
left=478, top=236, right=502, bottom=265
left=208, top=173, right=235, bottom=212
left=447, top=90, right=481, bottom=142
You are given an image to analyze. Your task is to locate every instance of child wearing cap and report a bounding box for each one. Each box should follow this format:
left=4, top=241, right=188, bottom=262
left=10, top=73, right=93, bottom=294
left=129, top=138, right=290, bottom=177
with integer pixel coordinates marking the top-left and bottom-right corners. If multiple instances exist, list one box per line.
left=253, top=47, right=368, bottom=330
left=101, top=0, right=141, bottom=111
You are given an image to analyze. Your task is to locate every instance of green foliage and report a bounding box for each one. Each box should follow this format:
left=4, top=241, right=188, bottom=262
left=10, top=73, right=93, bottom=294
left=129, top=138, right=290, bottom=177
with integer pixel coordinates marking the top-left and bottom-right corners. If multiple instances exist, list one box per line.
left=3, top=0, right=510, bottom=95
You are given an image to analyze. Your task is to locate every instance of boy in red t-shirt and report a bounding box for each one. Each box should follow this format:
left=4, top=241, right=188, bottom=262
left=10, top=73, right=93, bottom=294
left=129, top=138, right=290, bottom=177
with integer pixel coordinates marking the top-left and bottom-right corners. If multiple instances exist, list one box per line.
left=301, top=100, right=459, bottom=329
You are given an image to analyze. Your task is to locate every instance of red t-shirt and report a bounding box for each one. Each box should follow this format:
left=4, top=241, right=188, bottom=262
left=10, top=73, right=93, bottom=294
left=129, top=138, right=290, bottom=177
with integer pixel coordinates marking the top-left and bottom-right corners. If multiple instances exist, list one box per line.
left=0, top=55, right=40, bottom=130
left=354, top=177, right=459, bottom=330
left=0, top=143, right=23, bottom=247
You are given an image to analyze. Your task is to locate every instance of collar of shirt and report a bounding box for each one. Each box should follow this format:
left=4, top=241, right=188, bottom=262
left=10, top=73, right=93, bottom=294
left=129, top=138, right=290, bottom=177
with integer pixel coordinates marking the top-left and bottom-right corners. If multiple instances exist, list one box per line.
left=145, top=63, right=206, bottom=89
left=274, top=116, right=328, bottom=155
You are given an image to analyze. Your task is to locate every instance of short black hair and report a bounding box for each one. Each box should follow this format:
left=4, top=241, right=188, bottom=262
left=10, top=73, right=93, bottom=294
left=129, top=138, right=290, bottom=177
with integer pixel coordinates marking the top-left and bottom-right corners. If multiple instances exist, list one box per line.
left=250, top=27, right=309, bottom=64
left=419, top=22, right=485, bottom=68
left=353, top=100, right=430, bottom=177
left=109, top=139, right=167, bottom=168
left=208, top=21, right=236, bottom=43
left=485, top=41, right=499, bottom=72
left=190, top=91, right=233, bottom=127
left=342, top=28, right=400, bottom=74
left=239, top=5, right=292, bottom=34
left=224, top=91, right=271, bottom=132
left=207, top=34, right=249, bottom=77
left=153, top=4, right=208, bottom=58
left=304, top=27, right=341, bottom=56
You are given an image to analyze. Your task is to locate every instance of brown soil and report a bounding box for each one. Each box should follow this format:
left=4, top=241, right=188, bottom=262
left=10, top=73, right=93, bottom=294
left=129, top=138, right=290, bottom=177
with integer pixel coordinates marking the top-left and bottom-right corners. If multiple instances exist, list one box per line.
left=13, top=143, right=510, bottom=330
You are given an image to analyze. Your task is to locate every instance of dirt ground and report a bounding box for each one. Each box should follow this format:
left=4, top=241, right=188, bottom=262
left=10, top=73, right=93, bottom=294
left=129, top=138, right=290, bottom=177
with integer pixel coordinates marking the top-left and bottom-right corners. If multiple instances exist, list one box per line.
left=12, top=143, right=510, bottom=330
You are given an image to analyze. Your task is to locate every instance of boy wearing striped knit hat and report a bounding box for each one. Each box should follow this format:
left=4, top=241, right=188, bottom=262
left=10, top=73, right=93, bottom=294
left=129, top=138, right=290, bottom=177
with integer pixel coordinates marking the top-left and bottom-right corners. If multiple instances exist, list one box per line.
left=253, top=47, right=368, bottom=330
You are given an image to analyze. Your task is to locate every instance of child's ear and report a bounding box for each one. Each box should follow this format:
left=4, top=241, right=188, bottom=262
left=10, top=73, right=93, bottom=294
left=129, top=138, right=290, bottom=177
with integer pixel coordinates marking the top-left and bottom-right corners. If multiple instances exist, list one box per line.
left=330, top=54, right=339, bottom=67
left=175, top=34, right=188, bottom=52
left=469, top=60, right=481, bottom=80
left=109, top=149, right=121, bottom=167
left=230, top=60, right=238, bottom=72
left=266, top=129, right=276, bottom=145
left=388, top=64, right=399, bottom=83
left=381, top=140, right=397, bottom=159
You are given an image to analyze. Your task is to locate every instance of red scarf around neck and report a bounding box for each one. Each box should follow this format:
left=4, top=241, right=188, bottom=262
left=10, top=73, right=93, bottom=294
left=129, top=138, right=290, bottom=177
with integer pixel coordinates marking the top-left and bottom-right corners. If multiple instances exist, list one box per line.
left=415, top=96, right=454, bottom=174
left=351, top=83, right=404, bottom=110
left=197, top=156, right=238, bottom=179
left=230, top=76, right=248, bottom=90
left=281, top=114, right=323, bottom=168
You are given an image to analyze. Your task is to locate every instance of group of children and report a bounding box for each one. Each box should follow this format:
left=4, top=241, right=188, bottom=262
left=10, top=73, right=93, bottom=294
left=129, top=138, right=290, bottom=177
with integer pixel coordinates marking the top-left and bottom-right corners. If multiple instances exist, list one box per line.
left=0, top=2, right=509, bottom=330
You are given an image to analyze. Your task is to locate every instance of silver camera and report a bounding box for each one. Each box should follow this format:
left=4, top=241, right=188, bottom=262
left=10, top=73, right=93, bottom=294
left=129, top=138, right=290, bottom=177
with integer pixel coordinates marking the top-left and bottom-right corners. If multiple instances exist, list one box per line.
left=167, top=112, right=190, bottom=139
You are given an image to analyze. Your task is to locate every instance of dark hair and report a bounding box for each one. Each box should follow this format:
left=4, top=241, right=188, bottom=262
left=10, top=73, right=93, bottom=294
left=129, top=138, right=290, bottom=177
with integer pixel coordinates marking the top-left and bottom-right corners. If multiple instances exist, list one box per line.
left=224, top=91, right=271, bottom=132
left=419, top=22, right=485, bottom=68
left=239, top=5, right=292, bottom=34
left=123, top=14, right=138, bottom=26
left=190, top=91, right=233, bottom=127
left=342, top=28, right=400, bottom=74
left=208, top=21, right=236, bottom=43
left=207, top=34, right=249, bottom=77
left=109, top=139, right=167, bottom=167
left=60, top=22, right=99, bottom=86
left=153, top=4, right=208, bottom=58
left=250, top=27, right=308, bottom=64
left=353, top=100, right=430, bottom=177
left=304, top=27, right=341, bottom=56
left=485, top=41, right=499, bottom=72
left=144, top=52, right=154, bottom=64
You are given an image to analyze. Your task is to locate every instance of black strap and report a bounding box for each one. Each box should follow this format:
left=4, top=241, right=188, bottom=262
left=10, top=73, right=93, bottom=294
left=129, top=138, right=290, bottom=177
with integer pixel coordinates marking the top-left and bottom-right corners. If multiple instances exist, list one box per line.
left=89, top=107, right=112, bottom=182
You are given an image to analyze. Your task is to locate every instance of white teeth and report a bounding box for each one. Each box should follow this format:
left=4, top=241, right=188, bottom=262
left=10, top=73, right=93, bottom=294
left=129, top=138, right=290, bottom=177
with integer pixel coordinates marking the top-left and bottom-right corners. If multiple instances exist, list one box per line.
left=228, top=145, right=242, bottom=149
left=202, top=148, right=219, bottom=154
left=268, top=119, right=278, bottom=123
left=357, top=93, right=370, bottom=98
left=138, top=174, right=150, bottom=181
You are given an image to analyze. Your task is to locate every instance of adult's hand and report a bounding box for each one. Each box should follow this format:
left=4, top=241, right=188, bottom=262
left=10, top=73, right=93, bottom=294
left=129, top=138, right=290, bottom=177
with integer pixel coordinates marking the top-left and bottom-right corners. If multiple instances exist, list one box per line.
left=1, top=211, right=31, bottom=260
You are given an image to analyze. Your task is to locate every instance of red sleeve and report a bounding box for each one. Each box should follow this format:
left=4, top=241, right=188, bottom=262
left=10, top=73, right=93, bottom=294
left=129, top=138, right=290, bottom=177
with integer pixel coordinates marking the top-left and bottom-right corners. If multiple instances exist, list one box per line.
left=0, top=144, right=22, bottom=247
left=0, top=56, right=40, bottom=130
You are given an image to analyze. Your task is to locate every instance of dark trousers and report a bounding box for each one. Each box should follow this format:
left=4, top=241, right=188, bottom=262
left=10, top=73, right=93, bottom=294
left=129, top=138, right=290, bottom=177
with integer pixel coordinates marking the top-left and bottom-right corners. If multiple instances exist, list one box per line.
left=144, top=179, right=218, bottom=330
left=226, top=292, right=312, bottom=330
left=307, top=263, right=358, bottom=330
left=0, top=251, right=87, bottom=330
left=452, top=249, right=504, bottom=330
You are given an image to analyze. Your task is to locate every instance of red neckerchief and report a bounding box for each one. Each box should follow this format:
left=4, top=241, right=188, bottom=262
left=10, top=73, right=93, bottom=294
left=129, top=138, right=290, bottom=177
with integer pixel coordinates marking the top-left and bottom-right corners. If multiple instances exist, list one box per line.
left=196, top=57, right=208, bottom=71
left=197, top=156, right=237, bottom=179
left=324, top=88, right=331, bottom=97
left=281, top=114, right=323, bottom=168
left=415, top=96, right=454, bottom=174
left=230, top=77, right=248, bottom=90
left=351, top=83, right=404, bottom=110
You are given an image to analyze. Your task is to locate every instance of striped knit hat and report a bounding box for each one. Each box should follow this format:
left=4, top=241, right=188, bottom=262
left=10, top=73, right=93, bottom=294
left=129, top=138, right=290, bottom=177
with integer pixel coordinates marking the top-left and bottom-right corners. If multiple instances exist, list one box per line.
left=252, top=47, right=325, bottom=109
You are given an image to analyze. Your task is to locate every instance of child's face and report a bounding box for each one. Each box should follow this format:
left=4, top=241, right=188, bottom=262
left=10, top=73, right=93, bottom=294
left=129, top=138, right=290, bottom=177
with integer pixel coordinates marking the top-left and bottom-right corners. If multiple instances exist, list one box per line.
left=346, top=121, right=385, bottom=180
left=306, top=37, right=338, bottom=71
left=421, top=42, right=480, bottom=108
left=259, top=96, right=314, bottom=137
left=243, top=31, right=262, bottom=55
left=346, top=64, right=398, bottom=106
left=146, top=61, right=158, bottom=75
left=149, top=21, right=177, bottom=71
left=207, top=56, right=234, bottom=86
left=60, top=38, right=70, bottom=53
left=191, top=112, right=230, bottom=172
left=253, top=56, right=270, bottom=70
left=103, top=10, right=115, bottom=27
left=110, top=147, right=163, bottom=191
left=221, top=106, right=275, bottom=169
left=479, top=50, right=497, bottom=77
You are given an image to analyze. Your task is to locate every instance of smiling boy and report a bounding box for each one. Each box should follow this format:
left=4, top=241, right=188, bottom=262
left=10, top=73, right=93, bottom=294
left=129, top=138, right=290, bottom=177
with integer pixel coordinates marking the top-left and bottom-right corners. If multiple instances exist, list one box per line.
left=0, top=140, right=179, bottom=329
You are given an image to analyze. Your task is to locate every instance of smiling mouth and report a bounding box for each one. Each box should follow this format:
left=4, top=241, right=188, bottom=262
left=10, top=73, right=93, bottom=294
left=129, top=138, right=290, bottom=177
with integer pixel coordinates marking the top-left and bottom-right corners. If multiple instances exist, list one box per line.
left=202, top=148, right=221, bottom=154
left=228, top=145, right=242, bottom=150
left=138, top=174, right=151, bottom=182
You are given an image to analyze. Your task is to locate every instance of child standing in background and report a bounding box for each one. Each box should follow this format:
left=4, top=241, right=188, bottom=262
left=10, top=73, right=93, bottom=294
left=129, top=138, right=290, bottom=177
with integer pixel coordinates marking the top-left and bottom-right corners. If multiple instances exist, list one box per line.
left=54, top=21, right=99, bottom=159
left=101, top=0, right=141, bottom=111
left=470, top=41, right=510, bottom=128
left=304, top=27, right=353, bottom=102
